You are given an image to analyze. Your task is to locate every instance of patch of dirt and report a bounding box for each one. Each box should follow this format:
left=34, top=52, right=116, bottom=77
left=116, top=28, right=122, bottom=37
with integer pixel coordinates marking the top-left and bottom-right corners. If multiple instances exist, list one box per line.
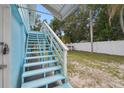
left=68, top=61, right=124, bottom=88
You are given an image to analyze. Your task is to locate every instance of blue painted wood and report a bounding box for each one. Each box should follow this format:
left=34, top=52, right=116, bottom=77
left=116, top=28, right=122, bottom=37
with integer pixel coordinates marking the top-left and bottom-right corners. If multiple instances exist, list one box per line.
left=28, top=41, right=47, bottom=43
left=27, top=46, right=51, bottom=50
left=28, top=38, right=46, bottom=40
left=27, top=43, right=49, bottom=45
left=23, top=66, right=61, bottom=78
left=26, top=50, right=53, bottom=54
left=21, top=31, right=71, bottom=88
left=24, top=59, right=58, bottom=67
left=28, top=32, right=44, bottom=34
left=25, top=55, right=57, bottom=60
left=21, top=74, right=65, bottom=88
left=56, top=83, right=72, bottom=88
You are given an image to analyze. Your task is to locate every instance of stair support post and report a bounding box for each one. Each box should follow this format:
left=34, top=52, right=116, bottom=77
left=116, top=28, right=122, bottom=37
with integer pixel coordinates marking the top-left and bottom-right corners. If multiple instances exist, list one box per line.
left=63, top=50, right=67, bottom=77
left=50, top=33, right=53, bottom=51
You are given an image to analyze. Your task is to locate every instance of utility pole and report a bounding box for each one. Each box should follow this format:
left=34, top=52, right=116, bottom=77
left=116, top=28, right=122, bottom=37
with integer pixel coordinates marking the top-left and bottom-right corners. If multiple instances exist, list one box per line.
left=89, top=9, right=93, bottom=53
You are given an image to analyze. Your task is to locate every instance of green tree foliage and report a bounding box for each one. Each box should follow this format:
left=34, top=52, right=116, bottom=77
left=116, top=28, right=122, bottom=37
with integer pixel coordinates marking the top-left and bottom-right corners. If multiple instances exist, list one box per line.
left=50, top=5, right=90, bottom=43
left=33, top=14, right=42, bottom=31
left=94, top=5, right=124, bottom=41
left=50, top=5, right=124, bottom=43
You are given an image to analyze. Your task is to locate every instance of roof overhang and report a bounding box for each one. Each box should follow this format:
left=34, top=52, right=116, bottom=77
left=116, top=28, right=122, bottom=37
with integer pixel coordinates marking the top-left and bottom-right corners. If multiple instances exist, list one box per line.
left=42, top=4, right=79, bottom=21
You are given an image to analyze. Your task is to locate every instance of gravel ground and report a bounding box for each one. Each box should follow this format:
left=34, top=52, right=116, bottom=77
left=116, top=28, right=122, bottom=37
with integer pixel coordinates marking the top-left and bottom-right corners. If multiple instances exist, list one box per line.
left=67, top=51, right=124, bottom=88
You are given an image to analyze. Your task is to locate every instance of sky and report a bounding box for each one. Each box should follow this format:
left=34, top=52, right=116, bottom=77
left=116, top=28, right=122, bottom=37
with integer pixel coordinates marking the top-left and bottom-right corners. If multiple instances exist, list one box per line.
left=36, top=5, right=54, bottom=23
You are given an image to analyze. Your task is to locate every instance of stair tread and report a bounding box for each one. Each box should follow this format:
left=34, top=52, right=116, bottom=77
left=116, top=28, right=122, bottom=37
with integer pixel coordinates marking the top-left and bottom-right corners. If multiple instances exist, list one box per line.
left=27, top=42, right=47, bottom=44
left=25, top=55, right=57, bottom=59
left=56, top=83, right=72, bottom=88
left=27, top=44, right=49, bottom=45
left=28, top=37, right=47, bottom=41
left=27, top=48, right=49, bottom=50
left=27, top=43, right=50, bottom=46
left=28, top=42, right=48, bottom=43
left=28, top=40, right=47, bottom=41
left=21, top=74, right=65, bottom=88
left=28, top=32, right=44, bottom=34
left=23, top=65, right=61, bottom=77
left=28, top=40, right=47, bottom=42
left=27, top=48, right=40, bottom=49
left=26, top=51, right=53, bottom=54
left=27, top=46, right=50, bottom=48
left=27, top=47, right=50, bottom=49
left=28, top=38, right=47, bottom=40
left=24, top=59, right=58, bottom=67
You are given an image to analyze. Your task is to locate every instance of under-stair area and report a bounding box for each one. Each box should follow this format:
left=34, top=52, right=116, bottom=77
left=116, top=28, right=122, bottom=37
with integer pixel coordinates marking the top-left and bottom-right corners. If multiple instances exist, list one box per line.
left=21, top=23, right=71, bottom=88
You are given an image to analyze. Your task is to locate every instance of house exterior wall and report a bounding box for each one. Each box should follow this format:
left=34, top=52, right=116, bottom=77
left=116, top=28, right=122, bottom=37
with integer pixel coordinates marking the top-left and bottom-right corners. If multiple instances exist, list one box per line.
left=18, top=4, right=30, bottom=31
left=18, top=4, right=36, bottom=31
left=67, top=40, right=124, bottom=56
left=10, top=4, right=37, bottom=87
left=6, top=4, right=36, bottom=87
left=10, top=5, right=27, bottom=88
left=10, top=4, right=36, bottom=87
left=11, top=15, right=25, bottom=87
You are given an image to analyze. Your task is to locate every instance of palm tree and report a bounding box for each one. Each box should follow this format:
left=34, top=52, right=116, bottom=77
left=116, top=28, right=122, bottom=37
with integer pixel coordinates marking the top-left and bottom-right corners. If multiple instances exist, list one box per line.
left=108, top=5, right=124, bottom=33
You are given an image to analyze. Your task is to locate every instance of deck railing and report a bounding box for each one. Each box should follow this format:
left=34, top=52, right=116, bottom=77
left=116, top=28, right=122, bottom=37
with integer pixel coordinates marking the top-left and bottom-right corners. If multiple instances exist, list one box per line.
left=41, top=21, right=68, bottom=77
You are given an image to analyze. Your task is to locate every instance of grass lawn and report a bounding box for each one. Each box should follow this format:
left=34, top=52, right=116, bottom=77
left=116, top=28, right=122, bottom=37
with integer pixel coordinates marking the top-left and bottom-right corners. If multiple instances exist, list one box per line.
left=67, top=51, right=124, bottom=88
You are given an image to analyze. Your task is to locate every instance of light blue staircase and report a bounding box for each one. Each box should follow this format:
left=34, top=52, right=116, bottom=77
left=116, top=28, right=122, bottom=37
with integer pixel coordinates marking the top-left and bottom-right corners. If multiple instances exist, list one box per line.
left=21, top=31, right=72, bottom=88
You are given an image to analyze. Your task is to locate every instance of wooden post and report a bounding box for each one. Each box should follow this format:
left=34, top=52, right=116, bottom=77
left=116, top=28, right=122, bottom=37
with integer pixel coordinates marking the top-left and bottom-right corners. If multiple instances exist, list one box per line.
left=90, top=10, right=93, bottom=53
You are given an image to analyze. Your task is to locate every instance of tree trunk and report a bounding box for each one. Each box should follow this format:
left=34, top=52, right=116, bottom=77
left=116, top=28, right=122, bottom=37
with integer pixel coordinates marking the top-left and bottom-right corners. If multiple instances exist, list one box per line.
left=90, top=10, right=93, bottom=53
left=120, top=7, right=124, bottom=33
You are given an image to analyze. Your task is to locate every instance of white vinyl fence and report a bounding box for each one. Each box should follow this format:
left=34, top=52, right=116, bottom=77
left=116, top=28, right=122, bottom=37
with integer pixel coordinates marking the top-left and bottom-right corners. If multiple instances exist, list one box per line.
left=66, top=40, right=124, bottom=56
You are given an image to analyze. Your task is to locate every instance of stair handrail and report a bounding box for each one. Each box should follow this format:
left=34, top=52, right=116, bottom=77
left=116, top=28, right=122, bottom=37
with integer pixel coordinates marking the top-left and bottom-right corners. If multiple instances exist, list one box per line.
left=44, top=22, right=68, bottom=50
left=41, top=21, right=68, bottom=77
